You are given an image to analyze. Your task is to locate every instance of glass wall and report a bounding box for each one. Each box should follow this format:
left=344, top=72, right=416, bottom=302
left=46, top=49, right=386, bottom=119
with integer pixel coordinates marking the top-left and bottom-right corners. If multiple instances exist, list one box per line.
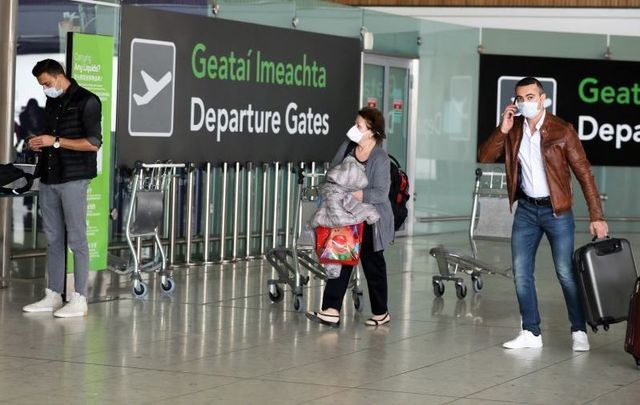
left=12, top=0, right=120, bottom=279
left=433, top=28, right=640, bottom=234
left=10, top=0, right=640, bottom=277
left=411, top=24, right=640, bottom=235
left=412, top=21, right=480, bottom=234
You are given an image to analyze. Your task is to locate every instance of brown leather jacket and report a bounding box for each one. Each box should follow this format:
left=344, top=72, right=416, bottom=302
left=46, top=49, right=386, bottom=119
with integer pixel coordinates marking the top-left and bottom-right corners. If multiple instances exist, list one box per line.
left=478, top=113, right=604, bottom=222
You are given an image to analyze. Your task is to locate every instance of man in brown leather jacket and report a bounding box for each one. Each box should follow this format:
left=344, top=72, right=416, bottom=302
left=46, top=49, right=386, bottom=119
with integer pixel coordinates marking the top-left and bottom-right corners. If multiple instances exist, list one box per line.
left=478, top=77, right=608, bottom=352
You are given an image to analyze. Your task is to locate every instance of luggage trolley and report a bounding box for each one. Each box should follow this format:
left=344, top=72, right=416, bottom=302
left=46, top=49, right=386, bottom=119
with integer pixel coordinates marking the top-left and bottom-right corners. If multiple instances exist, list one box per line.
left=266, top=168, right=364, bottom=312
left=430, top=168, right=514, bottom=299
left=113, top=161, right=185, bottom=298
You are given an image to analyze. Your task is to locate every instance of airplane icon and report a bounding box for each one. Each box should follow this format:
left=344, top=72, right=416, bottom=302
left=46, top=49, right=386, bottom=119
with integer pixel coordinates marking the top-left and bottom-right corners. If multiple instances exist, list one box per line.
left=133, top=70, right=172, bottom=106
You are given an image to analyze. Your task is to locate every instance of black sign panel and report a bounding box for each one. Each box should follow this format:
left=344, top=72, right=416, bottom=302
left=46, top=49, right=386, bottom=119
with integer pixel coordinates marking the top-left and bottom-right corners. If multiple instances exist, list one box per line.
left=478, top=54, right=640, bottom=167
left=117, top=6, right=360, bottom=166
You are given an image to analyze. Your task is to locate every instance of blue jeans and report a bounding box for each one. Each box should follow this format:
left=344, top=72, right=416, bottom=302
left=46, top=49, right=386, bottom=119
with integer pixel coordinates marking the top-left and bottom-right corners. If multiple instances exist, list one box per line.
left=511, top=199, right=586, bottom=335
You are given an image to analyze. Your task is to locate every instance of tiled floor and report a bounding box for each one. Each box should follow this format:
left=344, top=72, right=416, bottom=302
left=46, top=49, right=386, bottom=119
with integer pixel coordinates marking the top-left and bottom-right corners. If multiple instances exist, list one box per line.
left=1, top=232, right=639, bottom=404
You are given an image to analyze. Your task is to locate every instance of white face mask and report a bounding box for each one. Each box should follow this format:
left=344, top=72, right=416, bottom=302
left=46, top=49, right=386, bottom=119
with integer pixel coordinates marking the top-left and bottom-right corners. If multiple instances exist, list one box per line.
left=44, top=86, right=63, bottom=98
left=346, top=125, right=364, bottom=143
left=516, top=101, right=540, bottom=119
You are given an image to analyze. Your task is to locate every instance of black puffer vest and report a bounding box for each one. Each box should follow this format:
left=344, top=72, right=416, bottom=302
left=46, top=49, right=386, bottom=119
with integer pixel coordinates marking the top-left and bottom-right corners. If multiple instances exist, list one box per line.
left=37, top=79, right=100, bottom=184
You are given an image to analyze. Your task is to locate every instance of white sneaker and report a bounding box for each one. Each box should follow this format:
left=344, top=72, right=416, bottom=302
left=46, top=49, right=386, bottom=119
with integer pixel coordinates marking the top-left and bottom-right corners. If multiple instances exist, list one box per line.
left=502, top=330, right=543, bottom=349
left=53, top=292, right=88, bottom=318
left=22, top=288, right=63, bottom=313
left=572, top=331, right=590, bottom=352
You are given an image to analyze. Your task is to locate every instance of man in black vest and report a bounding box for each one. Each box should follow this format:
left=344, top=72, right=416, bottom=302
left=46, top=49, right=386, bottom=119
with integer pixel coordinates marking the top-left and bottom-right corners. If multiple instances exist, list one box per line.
left=23, top=59, right=101, bottom=318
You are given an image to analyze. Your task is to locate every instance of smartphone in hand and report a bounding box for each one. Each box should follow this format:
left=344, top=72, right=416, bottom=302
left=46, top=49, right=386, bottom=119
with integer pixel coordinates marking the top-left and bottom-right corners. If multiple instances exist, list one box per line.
left=510, top=98, right=522, bottom=116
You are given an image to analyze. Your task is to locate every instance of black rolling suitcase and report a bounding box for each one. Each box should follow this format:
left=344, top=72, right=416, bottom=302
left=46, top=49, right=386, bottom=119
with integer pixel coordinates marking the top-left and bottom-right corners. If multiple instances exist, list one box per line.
left=573, top=237, right=638, bottom=332
left=624, top=277, right=640, bottom=368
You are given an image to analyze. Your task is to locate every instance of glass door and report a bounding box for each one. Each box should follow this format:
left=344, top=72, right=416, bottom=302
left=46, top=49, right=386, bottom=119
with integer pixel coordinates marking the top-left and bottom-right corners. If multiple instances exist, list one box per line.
left=362, top=54, right=417, bottom=234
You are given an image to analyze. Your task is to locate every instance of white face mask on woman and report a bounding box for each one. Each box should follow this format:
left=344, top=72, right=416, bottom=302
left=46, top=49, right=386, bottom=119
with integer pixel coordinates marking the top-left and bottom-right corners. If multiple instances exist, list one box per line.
left=346, top=125, right=364, bottom=143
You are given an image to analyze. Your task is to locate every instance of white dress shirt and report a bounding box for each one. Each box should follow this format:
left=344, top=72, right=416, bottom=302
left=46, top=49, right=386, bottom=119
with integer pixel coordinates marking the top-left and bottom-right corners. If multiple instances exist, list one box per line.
left=518, top=111, right=550, bottom=198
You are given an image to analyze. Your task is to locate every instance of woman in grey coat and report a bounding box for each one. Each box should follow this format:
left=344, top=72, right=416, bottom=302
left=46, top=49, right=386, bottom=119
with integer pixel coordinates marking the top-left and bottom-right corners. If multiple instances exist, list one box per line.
left=306, top=107, right=394, bottom=327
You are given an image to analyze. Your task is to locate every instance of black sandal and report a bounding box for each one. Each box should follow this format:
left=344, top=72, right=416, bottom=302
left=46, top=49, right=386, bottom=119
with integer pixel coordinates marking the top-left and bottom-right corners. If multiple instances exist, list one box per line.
left=365, top=312, right=390, bottom=326
left=306, top=311, right=340, bottom=327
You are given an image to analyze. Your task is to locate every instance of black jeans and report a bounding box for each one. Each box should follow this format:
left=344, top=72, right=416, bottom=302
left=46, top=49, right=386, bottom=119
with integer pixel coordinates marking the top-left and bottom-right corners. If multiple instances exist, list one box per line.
left=321, top=224, right=388, bottom=315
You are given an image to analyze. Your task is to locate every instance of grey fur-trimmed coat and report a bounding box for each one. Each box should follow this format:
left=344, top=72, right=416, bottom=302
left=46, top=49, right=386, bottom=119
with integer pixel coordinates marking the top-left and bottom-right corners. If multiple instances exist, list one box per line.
left=310, top=155, right=380, bottom=228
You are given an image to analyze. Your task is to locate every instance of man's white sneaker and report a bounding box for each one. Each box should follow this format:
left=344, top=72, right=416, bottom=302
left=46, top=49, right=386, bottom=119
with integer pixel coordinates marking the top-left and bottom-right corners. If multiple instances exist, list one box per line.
left=572, top=331, right=590, bottom=352
left=53, top=292, right=88, bottom=318
left=502, top=330, right=543, bottom=349
left=22, top=288, right=63, bottom=313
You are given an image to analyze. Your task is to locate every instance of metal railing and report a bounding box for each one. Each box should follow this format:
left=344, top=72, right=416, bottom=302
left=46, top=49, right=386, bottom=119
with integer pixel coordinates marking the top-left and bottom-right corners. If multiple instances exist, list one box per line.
left=10, top=161, right=328, bottom=268
left=11, top=164, right=640, bottom=268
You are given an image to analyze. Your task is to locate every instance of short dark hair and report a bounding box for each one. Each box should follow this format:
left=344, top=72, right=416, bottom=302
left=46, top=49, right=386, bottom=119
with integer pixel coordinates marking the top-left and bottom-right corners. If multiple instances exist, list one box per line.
left=32, top=59, right=66, bottom=78
left=515, top=76, right=545, bottom=95
left=357, top=106, right=386, bottom=144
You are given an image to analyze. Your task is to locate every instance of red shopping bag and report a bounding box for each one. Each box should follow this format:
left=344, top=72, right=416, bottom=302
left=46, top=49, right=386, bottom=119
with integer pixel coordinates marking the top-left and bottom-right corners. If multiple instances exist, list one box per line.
left=315, top=223, right=364, bottom=265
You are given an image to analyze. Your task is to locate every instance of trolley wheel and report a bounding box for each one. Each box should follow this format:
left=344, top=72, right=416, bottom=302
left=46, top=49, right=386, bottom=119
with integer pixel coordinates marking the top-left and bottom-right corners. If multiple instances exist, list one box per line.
left=604, top=324, right=610, bottom=331
left=636, top=358, right=640, bottom=369
left=161, top=277, right=176, bottom=294
left=471, top=276, right=483, bottom=293
left=455, top=282, right=467, bottom=299
left=352, top=290, right=364, bottom=312
left=591, top=325, right=598, bottom=333
left=132, top=281, right=148, bottom=299
left=293, top=295, right=305, bottom=312
left=268, top=283, right=284, bottom=303
left=433, top=280, right=445, bottom=297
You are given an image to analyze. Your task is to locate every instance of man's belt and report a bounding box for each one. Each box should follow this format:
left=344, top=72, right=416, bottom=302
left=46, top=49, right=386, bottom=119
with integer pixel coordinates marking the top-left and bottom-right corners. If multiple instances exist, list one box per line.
left=521, top=194, right=551, bottom=206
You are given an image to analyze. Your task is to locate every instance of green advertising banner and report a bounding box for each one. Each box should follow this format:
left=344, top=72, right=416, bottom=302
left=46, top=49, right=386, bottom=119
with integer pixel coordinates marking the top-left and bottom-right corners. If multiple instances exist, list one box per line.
left=67, top=33, right=113, bottom=271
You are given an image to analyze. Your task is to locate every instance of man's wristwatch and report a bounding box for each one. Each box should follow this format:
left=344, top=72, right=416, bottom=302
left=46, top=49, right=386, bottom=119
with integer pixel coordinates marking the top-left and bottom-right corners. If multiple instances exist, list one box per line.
left=53, top=136, right=60, bottom=149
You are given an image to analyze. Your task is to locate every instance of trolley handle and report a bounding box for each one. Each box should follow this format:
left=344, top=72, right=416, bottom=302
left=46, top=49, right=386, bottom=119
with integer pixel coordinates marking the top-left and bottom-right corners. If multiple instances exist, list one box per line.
left=134, top=161, right=187, bottom=170
left=295, top=168, right=326, bottom=185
